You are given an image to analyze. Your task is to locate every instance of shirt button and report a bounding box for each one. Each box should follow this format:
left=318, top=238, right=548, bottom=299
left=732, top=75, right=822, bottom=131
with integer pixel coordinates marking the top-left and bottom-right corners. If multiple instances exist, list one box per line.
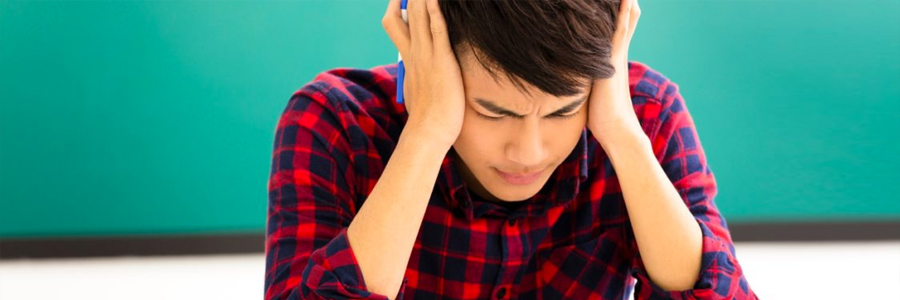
left=495, top=287, right=507, bottom=299
left=508, top=218, right=516, bottom=226
left=460, top=200, right=469, bottom=208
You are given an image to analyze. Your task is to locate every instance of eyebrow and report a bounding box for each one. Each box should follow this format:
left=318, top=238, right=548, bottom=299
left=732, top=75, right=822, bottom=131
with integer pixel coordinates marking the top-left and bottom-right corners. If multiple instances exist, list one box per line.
left=473, top=95, right=588, bottom=119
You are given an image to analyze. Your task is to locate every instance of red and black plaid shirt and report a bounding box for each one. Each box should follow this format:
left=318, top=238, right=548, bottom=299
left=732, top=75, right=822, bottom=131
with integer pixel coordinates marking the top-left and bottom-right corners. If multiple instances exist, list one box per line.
left=265, top=61, right=757, bottom=300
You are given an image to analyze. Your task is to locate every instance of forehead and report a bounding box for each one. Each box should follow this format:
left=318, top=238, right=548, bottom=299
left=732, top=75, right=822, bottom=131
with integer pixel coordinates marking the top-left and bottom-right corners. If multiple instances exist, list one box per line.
left=459, top=55, right=590, bottom=105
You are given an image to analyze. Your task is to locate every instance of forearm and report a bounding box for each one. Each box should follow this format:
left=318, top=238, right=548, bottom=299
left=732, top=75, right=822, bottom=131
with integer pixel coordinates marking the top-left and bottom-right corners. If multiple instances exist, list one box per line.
left=346, top=129, right=449, bottom=299
left=599, top=125, right=703, bottom=291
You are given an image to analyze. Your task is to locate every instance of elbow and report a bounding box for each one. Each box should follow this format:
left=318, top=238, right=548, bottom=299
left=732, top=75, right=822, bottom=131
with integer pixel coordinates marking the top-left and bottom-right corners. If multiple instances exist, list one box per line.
left=656, top=272, right=701, bottom=292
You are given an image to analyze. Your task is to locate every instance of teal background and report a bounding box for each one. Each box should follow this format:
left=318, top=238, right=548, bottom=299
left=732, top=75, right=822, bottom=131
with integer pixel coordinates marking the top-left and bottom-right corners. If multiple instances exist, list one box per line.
left=1, top=0, right=898, bottom=238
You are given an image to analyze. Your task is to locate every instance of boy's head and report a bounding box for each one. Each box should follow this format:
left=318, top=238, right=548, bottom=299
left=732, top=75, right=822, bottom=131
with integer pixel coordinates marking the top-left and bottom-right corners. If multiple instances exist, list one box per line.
left=437, top=0, right=622, bottom=202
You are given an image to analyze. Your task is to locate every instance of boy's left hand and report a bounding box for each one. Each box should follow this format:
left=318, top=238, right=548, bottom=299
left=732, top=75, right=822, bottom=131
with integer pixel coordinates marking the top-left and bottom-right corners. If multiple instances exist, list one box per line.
left=587, top=0, right=643, bottom=148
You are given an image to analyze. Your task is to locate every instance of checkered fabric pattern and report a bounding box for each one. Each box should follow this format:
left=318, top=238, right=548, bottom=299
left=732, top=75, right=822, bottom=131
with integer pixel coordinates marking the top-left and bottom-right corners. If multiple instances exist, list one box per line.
left=264, top=61, right=757, bottom=300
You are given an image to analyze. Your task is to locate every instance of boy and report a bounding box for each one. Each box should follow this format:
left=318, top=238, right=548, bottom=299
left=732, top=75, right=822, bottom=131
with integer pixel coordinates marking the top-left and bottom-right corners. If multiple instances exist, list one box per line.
left=265, top=0, right=757, bottom=299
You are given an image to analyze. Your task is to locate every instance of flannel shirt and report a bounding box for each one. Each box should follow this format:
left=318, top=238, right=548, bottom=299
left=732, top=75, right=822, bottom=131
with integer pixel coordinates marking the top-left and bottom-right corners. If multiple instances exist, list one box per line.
left=265, top=61, right=758, bottom=300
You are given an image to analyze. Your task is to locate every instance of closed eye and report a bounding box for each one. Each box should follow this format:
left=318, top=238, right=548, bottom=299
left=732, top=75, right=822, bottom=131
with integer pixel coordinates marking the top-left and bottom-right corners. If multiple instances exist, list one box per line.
left=476, top=112, right=576, bottom=122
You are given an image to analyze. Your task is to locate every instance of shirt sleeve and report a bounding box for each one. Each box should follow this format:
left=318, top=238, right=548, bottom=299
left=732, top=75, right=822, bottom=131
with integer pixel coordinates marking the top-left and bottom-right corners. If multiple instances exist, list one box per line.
left=629, top=80, right=758, bottom=300
left=264, top=90, right=408, bottom=300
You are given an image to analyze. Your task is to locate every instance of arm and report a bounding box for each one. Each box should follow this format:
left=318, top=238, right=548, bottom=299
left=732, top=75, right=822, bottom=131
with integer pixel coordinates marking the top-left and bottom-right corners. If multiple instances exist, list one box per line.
left=601, top=81, right=757, bottom=299
left=346, top=125, right=449, bottom=299
left=602, top=121, right=704, bottom=293
left=264, top=92, right=447, bottom=300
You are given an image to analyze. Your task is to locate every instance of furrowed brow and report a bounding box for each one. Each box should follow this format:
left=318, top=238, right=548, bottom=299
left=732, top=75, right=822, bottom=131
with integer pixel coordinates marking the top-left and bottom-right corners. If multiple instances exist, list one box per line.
left=473, top=95, right=588, bottom=118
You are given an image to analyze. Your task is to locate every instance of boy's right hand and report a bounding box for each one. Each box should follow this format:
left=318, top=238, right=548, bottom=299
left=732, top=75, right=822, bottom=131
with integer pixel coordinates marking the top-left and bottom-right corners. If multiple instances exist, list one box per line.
left=383, top=0, right=466, bottom=150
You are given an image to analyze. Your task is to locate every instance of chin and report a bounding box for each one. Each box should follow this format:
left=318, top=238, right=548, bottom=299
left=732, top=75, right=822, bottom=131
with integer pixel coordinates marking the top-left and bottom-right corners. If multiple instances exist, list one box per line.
left=487, top=178, right=547, bottom=202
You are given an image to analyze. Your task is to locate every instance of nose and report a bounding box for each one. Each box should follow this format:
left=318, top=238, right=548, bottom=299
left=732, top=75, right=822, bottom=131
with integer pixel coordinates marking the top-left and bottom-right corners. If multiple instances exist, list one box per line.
left=505, top=119, right=546, bottom=171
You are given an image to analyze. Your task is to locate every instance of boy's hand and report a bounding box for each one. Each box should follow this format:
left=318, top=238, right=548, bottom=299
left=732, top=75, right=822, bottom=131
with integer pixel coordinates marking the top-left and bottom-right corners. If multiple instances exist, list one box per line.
left=383, top=0, right=466, bottom=150
left=587, top=0, right=644, bottom=148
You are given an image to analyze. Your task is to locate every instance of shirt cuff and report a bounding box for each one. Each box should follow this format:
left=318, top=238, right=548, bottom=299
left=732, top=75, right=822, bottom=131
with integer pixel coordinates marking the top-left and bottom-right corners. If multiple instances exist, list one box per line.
left=630, top=219, right=756, bottom=300
left=302, top=227, right=409, bottom=300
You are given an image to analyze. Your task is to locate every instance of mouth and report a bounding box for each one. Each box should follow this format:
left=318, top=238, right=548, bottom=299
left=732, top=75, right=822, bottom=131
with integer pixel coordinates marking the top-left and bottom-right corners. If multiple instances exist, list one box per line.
left=494, top=167, right=544, bottom=185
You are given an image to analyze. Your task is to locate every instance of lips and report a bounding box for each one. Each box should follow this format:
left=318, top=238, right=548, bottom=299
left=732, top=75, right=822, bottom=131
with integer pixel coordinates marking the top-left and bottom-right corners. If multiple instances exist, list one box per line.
left=495, top=167, right=543, bottom=185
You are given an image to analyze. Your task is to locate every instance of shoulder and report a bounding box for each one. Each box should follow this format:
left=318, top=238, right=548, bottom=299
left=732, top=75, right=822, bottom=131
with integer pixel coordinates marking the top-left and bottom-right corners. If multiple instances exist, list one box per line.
left=627, top=60, right=678, bottom=104
left=285, top=62, right=403, bottom=119
left=625, top=60, right=688, bottom=133
left=274, top=63, right=408, bottom=200
left=279, top=63, right=408, bottom=144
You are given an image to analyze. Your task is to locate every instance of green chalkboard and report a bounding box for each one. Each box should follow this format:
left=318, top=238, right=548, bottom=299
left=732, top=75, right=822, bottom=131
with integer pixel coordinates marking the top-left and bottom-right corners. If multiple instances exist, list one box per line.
left=1, top=0, right=898, bottom=238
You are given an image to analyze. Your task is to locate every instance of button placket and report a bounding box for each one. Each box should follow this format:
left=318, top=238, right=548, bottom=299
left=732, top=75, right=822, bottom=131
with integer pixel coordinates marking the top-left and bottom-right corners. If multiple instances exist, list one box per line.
left=493, top=217, right=522, bottom=300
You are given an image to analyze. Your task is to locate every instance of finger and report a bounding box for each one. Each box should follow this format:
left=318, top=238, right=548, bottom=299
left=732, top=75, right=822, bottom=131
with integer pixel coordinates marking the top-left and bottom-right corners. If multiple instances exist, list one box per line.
left=383, top=0, right=411, bottom=59
left=627, top=0, right=640, bottom=46
left=408, top=0, right=433, bottom=53
left=611, top=0, right=632, bottom=60
left=426, top=0, right=451, bottom=56
left=615, top=0, right=632, bottom=45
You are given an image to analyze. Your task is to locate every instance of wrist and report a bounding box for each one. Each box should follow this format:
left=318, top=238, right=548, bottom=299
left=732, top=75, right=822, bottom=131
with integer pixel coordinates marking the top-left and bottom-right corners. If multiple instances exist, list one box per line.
left=403, top=116, right=457, bottom=150
left=399, top=127, right=453, bottom=157
left=594, top=123, right=652, bottom=159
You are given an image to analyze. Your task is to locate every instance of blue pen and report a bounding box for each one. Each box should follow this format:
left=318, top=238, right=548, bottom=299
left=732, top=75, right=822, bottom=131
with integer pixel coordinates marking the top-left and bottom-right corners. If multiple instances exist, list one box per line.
left=397, top=0, right=409, bottom=104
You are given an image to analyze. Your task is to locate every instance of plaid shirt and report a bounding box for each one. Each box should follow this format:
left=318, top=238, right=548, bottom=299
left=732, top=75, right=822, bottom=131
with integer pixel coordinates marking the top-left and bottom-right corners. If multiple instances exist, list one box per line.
left=265, top=61, right=757, bottom=300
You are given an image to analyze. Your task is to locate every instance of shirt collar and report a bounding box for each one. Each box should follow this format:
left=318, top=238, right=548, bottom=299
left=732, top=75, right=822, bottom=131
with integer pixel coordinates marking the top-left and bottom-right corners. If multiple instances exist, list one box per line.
left=435, top=127, right=590, bottom=220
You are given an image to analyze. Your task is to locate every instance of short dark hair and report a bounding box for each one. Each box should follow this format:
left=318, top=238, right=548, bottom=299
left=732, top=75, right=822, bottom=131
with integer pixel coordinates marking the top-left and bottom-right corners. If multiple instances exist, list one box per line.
left=439, top=0, right=621, bottom=98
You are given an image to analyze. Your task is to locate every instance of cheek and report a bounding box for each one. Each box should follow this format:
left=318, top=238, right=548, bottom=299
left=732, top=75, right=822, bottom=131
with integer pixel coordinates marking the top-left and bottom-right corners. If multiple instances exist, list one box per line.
left=456, top=119, right=500, bottom=150
left=454, top=118, right=506, bottom=165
